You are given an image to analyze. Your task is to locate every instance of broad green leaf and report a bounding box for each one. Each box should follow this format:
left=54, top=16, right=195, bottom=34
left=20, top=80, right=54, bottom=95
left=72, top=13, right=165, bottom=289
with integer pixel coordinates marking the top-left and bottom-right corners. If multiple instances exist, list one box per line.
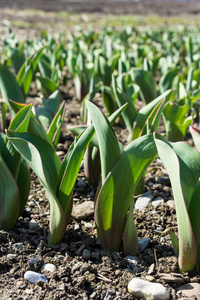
left=35, top=107, right=54, bottom=132
left=0, top=63, right=24, bottom=104
left=0, top=155, right=20, bottom=230
left=159, top=68, right=180, bottom=93
left=112, top=75, right=137, bottom=134
left=17, top=46, right=46, bottom=86
left=86, top=100, right=121, bottom=182
left=38, top=59, right=52, bottom=78
left=42, top=90, right=61, bottom=114
left=163, top=98, right=195, bottom=142
left=186, top=67, right=194, bottom=92
left=8, top=99, right=53, bottom=145
left=0, top=133, right=6, bottom=152
left=1, top=102, right=7, bottom=132
left=95, top=134, right=157, bottom=252
left=123, top=199, right=138, bottom=256
left=56, top=125, right=95, bottom=224
left=81, top=83, right=101, bottom=122
left=37, top=76, right=58, bottom=98
left=154, top=134, right=200, bottom=271
left=84, top=145, right=101, bottom=186
left=170, top=231, right=179, bottom=257
left=189, top=180, right=200, bottom=247
left=99, top=56, right=112, bottom=86
left=102, top=85, right=117, bottom=116
left=22, top=65, right=33, bottom=97
left=8, top=104, right=32, bottom=133
left=10, top=47, right=25, bottom=74
left=69, top=103, right=127, bottom=150
left=130, top=68, right=157, bottom=104
left=48, top=101, right=66, bottom=147
left=7, top=131, right=64, bottom=244
left=131, top=90, right=173, bottom=140
left=2, top=104, right=32, bottom=180
left=16, top=158, right=30, bottom=215
left=190, top=126, right=200, bottom=152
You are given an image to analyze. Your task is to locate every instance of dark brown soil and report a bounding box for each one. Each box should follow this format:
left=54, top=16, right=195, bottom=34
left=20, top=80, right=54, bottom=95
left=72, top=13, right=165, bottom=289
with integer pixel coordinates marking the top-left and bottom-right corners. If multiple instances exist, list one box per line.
left=0, top=1, right=200, bottom=16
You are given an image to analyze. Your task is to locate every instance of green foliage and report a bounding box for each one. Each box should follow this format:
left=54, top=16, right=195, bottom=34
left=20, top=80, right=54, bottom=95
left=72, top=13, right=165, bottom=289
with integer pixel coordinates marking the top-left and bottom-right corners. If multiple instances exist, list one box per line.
left=0, top=105, right=31, bottom=230
left=7, top=123, right=95, bottom=245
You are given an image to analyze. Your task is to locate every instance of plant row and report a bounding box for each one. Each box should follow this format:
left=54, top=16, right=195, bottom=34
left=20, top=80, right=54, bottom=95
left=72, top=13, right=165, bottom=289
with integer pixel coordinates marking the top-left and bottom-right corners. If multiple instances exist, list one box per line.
left=0, top=26, right=200, bottom=273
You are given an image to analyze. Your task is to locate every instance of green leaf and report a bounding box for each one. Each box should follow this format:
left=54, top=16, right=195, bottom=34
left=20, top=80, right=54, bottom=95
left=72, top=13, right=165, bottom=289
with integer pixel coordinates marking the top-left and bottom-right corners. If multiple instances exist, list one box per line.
left=48, top=101, right=66, bottom=147
left=56, top=125, right=95, bottom=224
left=131, top=90, right=173, bottom=140
left=37, top=76, right=58, bottom=98
left=85, top=100, right=121, bottom=182
left=159, top=68, right=180, bottom=93
left=38, top=59, right=52, bottom=78
left=95, top=134, right=157, bottom=252
left=130, top=68, right=157, bottom=104
left=16, top=158, right=30, bottom=215
left=190, top=126, right=200, bottom=152
left=0, top=63, right=24, bottom=104
left=42, top=90, right=61, bottom=114
left=189, top=180, right=200, bottom=247
left=7, top=131, right=65, bottom=245
left=101, top=85, right=117, bottom=116
left=123, top=199, right=138, bottom=256
left=170, top=231, right=179, bottom=257
left=112, top=75, right=137, bottom=134
left=163, top=98, right=195, bottom=141
left=35, top=107, right=54, bottom=132
left=154, top=134, right=200, bottom=271
left=0, top=154, right=20, bottom=230
left=9, top=47, right=25, bottom=74
left=17, top=46, right=46, bottom=86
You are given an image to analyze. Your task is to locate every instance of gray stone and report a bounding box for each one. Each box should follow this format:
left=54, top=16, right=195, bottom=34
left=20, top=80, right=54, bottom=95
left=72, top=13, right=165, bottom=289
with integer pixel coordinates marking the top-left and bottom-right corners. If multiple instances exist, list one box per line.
left=148, top=263, right=155, bottom=275
left=84, top=222, right=94, bottom=229
left=152, top=196, right=164, bottom=208
left=72, top=201, right=94, bottom=220
left=41, top=263, right=56, bottom=273
left=156, top=226, right=163, bottom=231
left=56, top=150, right=65, bottom=157
left=156, top=176, right=170, bottom=185
left=177, top=283, right=200, bottom=298
left=28, top=219, right=40, bottom=231
left=13, top=243, right=23, bottom=249
left=7, top=254, right=18, bottom=259
left=28, top=256, right=43, bottom=267
left=128, top=278, right=170, bottom=299
left=139, top=238, right=150, bottom=252
left=160, top=273, right=184, bottom=283
left=125, top=256, right=139, bottom=265
left=135, top=192, right=153, bottom=210
left=82, top=249, right=91, bottom=260
left=76, top=244, right=85, bottom=255
left=166, top=199, right=175, bottom=208
left=77, top=178, right=87, bottom=189
left=24, top=271, right=48, bottom=284
left=74, top=224, right=80, bottom=230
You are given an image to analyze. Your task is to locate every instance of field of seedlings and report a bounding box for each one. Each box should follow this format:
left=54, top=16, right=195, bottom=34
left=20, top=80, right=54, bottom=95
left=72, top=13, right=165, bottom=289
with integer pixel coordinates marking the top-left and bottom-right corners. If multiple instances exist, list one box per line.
left=0, top=1, right=200, bottom=300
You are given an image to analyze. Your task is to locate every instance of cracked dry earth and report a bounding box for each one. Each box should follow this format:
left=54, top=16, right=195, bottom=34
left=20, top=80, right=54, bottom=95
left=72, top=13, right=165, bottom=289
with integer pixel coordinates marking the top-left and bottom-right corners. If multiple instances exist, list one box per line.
left=0, top=78, right=199, bottom=299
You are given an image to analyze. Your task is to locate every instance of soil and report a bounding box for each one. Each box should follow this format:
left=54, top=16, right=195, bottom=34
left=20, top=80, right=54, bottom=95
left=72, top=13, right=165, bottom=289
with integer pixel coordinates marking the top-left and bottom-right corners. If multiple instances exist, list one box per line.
left=0, top=1, right=200, bottom=16
left=0, top=1, right=200, bottom=300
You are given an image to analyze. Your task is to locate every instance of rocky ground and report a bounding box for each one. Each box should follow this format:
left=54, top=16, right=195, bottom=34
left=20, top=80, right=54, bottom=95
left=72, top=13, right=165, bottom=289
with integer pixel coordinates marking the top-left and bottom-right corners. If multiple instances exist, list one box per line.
left=0, top=1, right=200, bottom=299
left=0, top=78, right=199, bottom=299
